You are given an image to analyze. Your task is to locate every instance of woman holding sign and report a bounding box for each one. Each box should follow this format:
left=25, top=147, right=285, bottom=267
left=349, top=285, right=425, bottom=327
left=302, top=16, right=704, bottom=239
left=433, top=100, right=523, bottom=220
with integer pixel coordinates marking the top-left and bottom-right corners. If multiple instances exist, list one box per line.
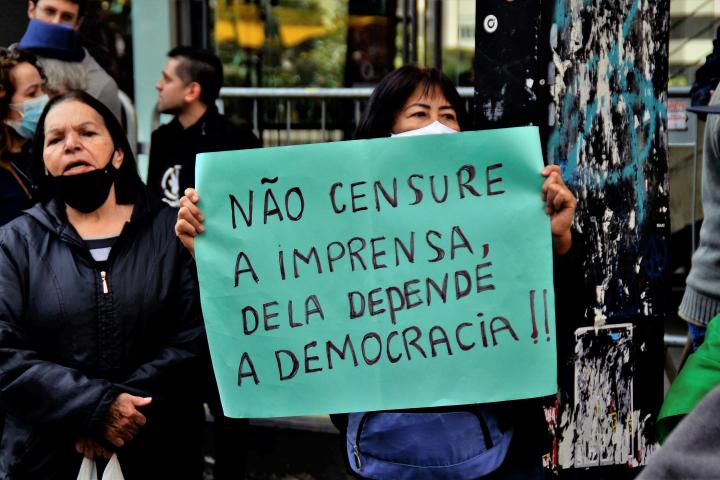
left=0, top=91, right=206, bottom=479
left=176, top=65, right=579, bottom=479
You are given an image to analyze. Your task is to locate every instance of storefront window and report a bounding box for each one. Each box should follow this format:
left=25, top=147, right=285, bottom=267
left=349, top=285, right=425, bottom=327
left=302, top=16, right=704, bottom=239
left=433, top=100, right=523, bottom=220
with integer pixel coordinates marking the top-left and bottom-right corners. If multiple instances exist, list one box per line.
left=208, top=0, right=475, bottom=139
left=210, top=0, right=476, bottom=88
left=212, top=0, right=349, bottom=87
left=669, top=1, right=720, bottom=87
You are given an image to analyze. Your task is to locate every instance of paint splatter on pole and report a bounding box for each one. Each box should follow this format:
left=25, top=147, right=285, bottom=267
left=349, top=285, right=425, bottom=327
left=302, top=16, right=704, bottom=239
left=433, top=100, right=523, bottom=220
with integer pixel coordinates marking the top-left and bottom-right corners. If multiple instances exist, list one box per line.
left=475, top=0, right=668, bottom=474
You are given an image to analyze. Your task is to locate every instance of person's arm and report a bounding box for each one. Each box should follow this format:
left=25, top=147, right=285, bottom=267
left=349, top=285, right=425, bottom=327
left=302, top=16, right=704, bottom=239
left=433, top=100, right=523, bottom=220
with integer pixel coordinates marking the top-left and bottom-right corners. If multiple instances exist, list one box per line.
left=637, top=385, right=720, bottom=479
left=175, top=188, right=205, bottom=257
left=119, top=211, right=204, bottom=400
left=541, top=165, right=577, bottom=255
left=0, top=229, right=120, bottom=432
left=0, top=227, right=155, bottom=449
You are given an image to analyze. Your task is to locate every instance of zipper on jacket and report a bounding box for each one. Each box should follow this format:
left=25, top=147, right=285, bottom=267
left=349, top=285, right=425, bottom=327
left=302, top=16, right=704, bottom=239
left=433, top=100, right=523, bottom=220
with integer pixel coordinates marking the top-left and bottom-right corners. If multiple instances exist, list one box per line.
left=100, top=270, right=109, bottom=295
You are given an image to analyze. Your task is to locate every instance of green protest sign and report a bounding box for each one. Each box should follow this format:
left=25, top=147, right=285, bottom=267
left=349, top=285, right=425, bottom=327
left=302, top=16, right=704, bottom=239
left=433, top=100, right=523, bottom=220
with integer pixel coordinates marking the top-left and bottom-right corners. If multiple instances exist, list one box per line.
left=195, top=127, right=556, bottom=418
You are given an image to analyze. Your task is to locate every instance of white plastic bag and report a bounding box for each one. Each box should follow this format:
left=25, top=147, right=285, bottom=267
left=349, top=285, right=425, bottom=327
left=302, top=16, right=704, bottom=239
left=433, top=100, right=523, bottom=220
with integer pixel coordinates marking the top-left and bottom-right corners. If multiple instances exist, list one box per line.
left=103, top=454, right=124, bottom=480
left=76, top=456, right=97, bottom=480
left=76, top=454, right=124, bottom=480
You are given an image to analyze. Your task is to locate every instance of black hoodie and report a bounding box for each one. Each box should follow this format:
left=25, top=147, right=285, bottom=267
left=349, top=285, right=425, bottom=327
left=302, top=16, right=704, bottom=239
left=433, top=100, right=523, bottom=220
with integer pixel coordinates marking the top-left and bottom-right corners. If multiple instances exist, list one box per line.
left=147, top=106, right=260, bottom=207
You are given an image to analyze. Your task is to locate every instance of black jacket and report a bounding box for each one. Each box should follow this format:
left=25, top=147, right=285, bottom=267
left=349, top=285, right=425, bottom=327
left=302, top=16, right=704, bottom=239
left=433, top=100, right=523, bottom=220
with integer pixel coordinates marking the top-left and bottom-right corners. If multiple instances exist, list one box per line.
left=147, top=106, right=260, bottom=207
left=0, top=190, right=205, bottom=479
left=0, top=145, right=37, bottom=227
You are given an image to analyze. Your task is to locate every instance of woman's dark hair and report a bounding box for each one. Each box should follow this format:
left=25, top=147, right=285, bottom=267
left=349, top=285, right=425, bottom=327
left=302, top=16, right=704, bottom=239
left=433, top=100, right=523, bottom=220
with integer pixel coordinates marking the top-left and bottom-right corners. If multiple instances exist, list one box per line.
left=354, top=65, right=470, bottom=140
left=31, top=90, right=142, bottom=204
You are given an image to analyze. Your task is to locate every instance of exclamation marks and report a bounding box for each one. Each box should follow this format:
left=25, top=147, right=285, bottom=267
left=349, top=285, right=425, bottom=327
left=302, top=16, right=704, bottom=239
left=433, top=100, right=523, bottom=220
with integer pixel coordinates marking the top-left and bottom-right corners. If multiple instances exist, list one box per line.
left=529, top=290, right=538, bottom=343
left=529, top=289, right=551, bottom=343
left=542, top=289, right=550, bottom=342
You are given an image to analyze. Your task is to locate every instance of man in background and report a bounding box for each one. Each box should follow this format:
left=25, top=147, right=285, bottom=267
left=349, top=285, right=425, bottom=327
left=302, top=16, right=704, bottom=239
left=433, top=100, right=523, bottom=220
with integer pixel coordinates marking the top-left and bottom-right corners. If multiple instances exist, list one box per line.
left=148, top=46, right=259, bottom=207
left=150, top=46, right=259, bottom=479
left=27, top=0, right=121, bottom=119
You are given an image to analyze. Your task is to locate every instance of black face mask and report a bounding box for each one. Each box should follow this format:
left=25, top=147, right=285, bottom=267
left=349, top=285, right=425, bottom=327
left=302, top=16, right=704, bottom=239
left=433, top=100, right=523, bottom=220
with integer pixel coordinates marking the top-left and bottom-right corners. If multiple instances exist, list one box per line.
left=51, top=155, right=118, bottom=213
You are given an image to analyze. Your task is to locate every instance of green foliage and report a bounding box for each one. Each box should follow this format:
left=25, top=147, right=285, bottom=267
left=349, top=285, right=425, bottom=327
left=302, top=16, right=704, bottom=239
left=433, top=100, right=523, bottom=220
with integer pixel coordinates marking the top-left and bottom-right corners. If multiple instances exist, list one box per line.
left=215, top=0, right=348, bottom=88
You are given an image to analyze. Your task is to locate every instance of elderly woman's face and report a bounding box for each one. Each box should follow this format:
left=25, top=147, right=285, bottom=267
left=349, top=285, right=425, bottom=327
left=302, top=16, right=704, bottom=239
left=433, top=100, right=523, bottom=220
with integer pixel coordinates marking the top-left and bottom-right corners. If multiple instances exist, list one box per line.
left=8, top=62, right=45, bottom=122
left=392, top=85, right=460, bottom=135
left=42, top=100, right=123, bottom=177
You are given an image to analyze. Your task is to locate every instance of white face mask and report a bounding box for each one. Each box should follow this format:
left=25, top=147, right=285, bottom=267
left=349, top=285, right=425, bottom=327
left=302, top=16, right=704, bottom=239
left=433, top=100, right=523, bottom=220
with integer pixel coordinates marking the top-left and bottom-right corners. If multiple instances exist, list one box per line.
left=391, top=120, right=459, bottom=138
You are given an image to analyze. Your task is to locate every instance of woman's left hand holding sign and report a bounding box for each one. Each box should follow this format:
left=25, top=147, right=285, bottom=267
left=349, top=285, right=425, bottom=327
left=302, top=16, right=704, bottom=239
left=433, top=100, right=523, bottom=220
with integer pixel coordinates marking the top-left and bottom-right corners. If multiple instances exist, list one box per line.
left=176, top=188, right=205, bottom=258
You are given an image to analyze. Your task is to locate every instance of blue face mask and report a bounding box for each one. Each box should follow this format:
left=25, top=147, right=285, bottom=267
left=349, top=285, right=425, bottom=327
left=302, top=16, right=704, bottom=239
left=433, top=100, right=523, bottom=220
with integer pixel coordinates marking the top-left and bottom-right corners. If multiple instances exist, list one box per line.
left=5, top=95, right=49, bottom=139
